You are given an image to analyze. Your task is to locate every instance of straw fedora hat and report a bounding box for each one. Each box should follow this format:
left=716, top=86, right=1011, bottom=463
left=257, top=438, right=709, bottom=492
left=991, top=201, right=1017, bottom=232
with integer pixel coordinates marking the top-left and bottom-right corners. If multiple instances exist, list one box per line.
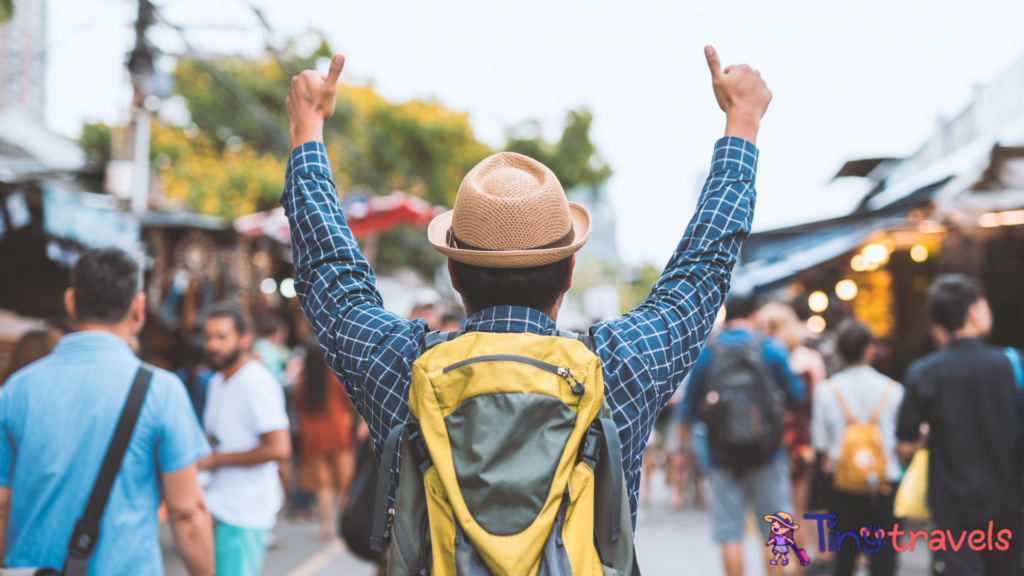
left=428, top=152, right=590, bottom=269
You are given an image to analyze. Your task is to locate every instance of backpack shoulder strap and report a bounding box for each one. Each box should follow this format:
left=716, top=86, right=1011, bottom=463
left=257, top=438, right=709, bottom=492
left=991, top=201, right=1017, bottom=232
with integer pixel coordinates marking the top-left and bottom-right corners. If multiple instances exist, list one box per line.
left=558, top=329, right=596, bottom=354
left=868, top=382, right=898, bottom=424
left=419, top=330, right=466, bottom=357
left=62, top=365, right=153, bottom=576
left=1004, top=347, right=1023, bottom=390
left=826, top=380, right=857, bottom=425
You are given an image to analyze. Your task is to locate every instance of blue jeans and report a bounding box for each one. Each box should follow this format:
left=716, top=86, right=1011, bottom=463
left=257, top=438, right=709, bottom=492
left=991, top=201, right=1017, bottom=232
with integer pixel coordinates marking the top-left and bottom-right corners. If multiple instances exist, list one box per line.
left=709, top=455, right=791, bottom=543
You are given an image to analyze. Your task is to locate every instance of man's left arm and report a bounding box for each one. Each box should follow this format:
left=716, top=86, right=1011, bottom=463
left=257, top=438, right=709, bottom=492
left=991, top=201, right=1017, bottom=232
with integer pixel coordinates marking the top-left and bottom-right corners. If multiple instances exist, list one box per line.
left=597, top=46, right=771, bottom=404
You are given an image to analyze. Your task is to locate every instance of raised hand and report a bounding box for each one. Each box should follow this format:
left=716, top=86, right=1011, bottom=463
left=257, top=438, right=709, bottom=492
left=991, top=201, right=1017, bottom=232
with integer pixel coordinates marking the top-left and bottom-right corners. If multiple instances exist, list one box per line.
left=286, top=54, right=345, bottom=150
left=705, top=45, right=772, bottom=145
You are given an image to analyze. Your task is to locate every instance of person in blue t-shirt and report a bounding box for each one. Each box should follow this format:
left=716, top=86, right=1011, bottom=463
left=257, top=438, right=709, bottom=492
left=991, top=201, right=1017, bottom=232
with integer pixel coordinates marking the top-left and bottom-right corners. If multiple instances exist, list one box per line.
left=677, top=294, right=804, bottom=576
left=0, top=248, right=213, bottom=575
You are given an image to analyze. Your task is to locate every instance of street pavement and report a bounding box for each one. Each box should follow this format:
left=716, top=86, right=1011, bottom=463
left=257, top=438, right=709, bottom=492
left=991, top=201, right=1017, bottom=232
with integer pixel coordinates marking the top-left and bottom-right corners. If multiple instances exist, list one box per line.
left=162, top=469, right=930, bottom=575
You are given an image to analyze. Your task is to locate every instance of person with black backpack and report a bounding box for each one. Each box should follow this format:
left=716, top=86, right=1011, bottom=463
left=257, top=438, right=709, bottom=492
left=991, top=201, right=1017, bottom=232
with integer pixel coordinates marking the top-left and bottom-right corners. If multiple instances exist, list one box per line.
left=678, top=295, right=804, bottom=576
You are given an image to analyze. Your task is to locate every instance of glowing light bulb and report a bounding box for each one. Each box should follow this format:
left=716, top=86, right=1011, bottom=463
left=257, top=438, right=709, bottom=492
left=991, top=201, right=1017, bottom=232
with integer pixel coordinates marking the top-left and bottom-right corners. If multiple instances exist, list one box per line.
left=851, top=255, right=868, bottom=272
left=260, top=278, right=277, bottom=295
left=836, top=280, right=858, bottom=301
left=280, top=278, right=297, bottom=298
left=808, top=291, right=829, bottom=313
left=807, top=315, right=826, bottom=333
left=910, top=245, right=928, bottom=262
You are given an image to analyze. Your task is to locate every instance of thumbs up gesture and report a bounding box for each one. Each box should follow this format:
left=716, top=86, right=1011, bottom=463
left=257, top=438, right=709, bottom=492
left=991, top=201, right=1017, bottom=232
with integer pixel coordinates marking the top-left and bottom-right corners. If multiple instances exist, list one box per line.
left=286, top=54, right=345, bottom=150
left=705, top=46, right=772, bottom=144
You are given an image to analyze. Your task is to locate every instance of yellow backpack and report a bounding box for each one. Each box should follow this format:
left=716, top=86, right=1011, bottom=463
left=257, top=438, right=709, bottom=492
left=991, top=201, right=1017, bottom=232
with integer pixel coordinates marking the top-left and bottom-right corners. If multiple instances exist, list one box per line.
left=830, top=382, right=896, bottom=496
left=369, top=330, right=635, bottom=576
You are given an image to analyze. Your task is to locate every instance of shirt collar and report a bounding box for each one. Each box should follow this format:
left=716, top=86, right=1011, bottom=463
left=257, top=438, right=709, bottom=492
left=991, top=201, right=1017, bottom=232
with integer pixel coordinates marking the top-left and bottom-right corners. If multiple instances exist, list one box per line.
left=948, top=337, right=984, bottom=348
left=464, top=306, right=558, bottom=336
left=52, top=330, right=135, bottom=356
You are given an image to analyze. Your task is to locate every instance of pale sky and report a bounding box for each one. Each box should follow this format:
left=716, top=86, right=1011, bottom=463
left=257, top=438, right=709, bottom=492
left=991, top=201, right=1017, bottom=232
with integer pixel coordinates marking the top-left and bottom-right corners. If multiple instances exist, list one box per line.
left=46, top=0, right=1024, bottom=266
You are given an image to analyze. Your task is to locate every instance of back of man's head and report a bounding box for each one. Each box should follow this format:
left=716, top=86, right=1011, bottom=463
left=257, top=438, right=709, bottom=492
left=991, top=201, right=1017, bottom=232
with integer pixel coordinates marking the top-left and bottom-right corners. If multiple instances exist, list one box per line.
left=836, top=319, right=874, bottom=364
left=71, top=248, right=141, bottom=325
left=724, top=294, right=757, bottom=322
left=927, top=274, right=983, bottom=334
left=449, top=257, right=572, bottom=314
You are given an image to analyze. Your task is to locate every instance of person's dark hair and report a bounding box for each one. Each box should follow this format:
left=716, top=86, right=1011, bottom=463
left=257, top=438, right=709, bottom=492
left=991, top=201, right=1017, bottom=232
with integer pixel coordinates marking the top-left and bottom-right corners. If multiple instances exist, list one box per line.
left=836, top=319, right=874, bottom=364
left=450, top=257, right=572, bottom=313
left=302, top=338, right=329, bottom=416
left=70, top=248, right=140, bottom=324
left=1, top=330, right=60, bottom=385
left=258, top=315, right=285, bottom=338
left=182, top=332, right=206, bottom=396
left=927, top=274, right=983, bottom=333
left=724, top=293, right=757, bottom=321
left=205, top=302, right=251, bottom=335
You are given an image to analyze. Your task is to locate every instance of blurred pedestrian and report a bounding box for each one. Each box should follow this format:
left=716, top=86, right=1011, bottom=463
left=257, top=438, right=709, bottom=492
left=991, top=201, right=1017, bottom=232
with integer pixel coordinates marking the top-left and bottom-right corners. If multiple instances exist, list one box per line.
left=0, top=248, right=213, bottom=575
left=253, top=315, right=289, bottom=383
left=199, top=303, right=291, bottom=576
left=0, top=328, right=62, bottom=386
left=296, top=339, right=355, bottom=539
left=757, top=301, right=826, bottom=570
left=438, top=312, right=464, bottom=332
left=896, top=275, right=1022, bottom=575
left=811, top=319, right=903, bottom=576
left=679, top=295, right=804, bottom=576
left=175, top=332, right=215, bottom=423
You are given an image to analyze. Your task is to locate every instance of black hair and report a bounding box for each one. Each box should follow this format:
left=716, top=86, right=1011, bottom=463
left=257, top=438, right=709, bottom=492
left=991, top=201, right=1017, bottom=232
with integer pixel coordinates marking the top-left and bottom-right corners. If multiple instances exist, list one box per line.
left=257, top=315, right=286, bottom=338
left=450, top=257, right=572, bottom=313
left=302, top=338, right=329, bottom=416
left=724, top=293, right=757, bottom=321
left=182, top=332, right=206, bottom=397
left=206, top=302, right=251, bottom=335
left=70, top=248, right=140, bottom=324
left=927, top=274, right=983, bottom=333
left=836, top=319, right=874, bottom=363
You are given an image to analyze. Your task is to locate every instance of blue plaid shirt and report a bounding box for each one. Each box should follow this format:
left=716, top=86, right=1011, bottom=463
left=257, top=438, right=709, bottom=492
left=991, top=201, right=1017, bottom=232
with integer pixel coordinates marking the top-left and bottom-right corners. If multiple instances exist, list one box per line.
left=281, top=137, right=758, bottom=530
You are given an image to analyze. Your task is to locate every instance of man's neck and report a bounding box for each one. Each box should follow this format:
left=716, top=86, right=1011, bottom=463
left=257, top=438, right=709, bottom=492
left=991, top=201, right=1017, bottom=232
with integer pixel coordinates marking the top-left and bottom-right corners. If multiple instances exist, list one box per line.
left=952, top=327, right=984, bottom=340
left=76, top=323, right=137, bottom=345
left=221, top=353, right=253, bottom=380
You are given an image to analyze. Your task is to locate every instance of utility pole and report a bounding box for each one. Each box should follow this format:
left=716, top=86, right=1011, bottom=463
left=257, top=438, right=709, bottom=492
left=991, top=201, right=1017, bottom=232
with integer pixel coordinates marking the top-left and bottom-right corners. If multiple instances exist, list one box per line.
left=127, top=0, right=156, bottom=214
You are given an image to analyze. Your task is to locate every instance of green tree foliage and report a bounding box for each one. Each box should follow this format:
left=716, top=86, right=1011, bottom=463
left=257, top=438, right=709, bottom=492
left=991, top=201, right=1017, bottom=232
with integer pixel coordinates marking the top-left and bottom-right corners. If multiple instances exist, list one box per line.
left=0, top=0, right=13, bottom=24
left=106, top=35, right=609, bottom=278
left=505, top=109, right=612, bottom=190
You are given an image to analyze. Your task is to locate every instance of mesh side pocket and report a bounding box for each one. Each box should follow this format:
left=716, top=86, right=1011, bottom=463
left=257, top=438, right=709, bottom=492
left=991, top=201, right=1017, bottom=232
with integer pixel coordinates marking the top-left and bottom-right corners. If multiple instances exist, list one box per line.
left=537, top=500, right=572, bottom=576
left=454, top=522, right=493, bottom=576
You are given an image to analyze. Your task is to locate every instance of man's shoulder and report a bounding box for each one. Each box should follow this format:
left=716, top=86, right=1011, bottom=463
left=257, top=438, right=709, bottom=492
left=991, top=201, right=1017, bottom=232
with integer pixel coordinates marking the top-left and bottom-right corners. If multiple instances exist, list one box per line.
left=234, top=361, right=285, bottom=395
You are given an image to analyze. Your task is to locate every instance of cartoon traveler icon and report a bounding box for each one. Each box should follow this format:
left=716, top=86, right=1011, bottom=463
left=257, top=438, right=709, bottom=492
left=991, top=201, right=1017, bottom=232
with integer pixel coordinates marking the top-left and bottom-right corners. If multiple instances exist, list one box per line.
left=764, top=512, right=810, bottom=566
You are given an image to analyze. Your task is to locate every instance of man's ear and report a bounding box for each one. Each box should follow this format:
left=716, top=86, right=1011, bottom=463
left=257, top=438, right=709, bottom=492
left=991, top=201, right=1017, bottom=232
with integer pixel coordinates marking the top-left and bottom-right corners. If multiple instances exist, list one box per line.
left=130, top=292, right=146, bottom=322
left=64, top=288, right=77, bottom=320
left=563, top=255, right=576, bottom=294
left=447, top=259, right=461, bottom=294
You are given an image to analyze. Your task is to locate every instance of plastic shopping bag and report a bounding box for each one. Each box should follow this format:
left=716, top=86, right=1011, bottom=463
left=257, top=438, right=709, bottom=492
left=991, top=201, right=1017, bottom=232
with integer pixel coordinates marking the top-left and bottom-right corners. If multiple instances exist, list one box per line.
left=893, top=449, right=930, bottom=520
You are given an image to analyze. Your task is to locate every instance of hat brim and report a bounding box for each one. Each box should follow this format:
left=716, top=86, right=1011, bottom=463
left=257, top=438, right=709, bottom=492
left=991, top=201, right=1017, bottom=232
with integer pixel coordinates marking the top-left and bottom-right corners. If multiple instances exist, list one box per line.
left=764, top=514, right=798, bottom=529
left=427, top=203, right=591, bottom=269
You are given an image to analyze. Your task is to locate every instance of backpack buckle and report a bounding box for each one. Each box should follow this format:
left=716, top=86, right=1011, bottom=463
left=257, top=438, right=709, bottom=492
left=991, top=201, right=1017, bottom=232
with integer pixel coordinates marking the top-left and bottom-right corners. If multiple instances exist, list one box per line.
left=580, top=425, right=603, bottom=469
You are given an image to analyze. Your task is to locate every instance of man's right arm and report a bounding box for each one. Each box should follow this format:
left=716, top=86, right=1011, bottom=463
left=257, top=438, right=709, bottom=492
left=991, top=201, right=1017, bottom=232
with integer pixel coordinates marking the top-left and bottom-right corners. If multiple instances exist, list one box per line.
left=282, top=56, right=426, bottom=446
left=895, top=369, right=928, bottom=465
left=162, top=464, right=213, bottom=576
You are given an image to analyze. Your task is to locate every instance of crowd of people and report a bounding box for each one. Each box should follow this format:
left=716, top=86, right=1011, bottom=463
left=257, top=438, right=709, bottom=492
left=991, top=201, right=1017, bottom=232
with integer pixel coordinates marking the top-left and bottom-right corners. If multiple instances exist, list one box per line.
left=642, top=273, right=1021, bottom=576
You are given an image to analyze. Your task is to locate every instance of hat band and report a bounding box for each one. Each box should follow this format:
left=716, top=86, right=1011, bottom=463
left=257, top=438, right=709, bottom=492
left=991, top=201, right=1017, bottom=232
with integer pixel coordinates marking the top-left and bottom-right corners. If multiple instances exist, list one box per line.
left=446, top=224, right=575, bottom=252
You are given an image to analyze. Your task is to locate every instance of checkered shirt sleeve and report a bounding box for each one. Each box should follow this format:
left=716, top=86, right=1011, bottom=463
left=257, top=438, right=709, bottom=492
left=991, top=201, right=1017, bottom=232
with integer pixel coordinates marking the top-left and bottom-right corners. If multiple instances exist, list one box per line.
left=281, top=136, right=758, bottom=531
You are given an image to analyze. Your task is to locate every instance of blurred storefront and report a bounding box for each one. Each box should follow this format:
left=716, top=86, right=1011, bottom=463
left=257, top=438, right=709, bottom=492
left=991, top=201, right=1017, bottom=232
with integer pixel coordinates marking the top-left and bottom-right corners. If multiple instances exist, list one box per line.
left=733, top=51, right=1024, bottom=376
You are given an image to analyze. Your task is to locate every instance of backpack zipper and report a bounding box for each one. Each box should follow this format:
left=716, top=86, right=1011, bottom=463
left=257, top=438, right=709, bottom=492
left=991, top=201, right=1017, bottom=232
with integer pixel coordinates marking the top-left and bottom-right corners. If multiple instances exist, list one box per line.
left=442, top=354, right=584, bottom=395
